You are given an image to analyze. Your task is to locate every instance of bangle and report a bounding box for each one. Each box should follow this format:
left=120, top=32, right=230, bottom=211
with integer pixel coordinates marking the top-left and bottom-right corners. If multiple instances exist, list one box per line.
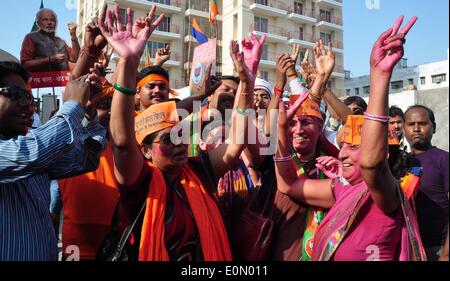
left=363, top=112, right=390, bottom=123
left=236, top=107, right=255, bottom=116
left=309, top=93, right=321, bottom=103
left=274, top=87, right=284, bottom=96
left=273, top=155, right=293, bottom=162
left=114, top=83, right=136, bottom=95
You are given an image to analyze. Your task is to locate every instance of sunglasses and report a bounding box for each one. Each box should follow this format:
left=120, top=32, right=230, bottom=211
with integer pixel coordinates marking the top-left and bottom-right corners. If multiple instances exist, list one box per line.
left=0, top=86, right=33, bottom=106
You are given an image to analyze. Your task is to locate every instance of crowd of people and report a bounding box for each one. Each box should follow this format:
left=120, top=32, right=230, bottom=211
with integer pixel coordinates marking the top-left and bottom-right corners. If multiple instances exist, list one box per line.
left=0, top=4, right=448, bottom=261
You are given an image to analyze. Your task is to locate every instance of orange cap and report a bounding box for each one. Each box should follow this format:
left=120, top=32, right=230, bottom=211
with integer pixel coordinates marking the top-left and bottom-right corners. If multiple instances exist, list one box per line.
left=289, top=95, right=323, bottom=121
left=135, top=101, right=179, bottom=145
left=341, top=115, right=399, bottom=145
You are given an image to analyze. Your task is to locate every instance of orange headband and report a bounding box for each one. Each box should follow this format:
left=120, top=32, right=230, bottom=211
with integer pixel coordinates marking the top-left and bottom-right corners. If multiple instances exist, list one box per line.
left=137, top=74, right=170, bottom=90
left=289, top=95, right=324, bottom=121
left=341, top=115, right=399, bottom=145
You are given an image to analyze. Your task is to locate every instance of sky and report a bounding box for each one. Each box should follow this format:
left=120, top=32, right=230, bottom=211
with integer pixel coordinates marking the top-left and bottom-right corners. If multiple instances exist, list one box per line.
left=0, top=0, right=448, bottom=79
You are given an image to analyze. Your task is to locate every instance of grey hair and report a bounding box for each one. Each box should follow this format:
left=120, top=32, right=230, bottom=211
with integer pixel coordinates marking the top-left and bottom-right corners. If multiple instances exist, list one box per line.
left=36, top=8, right=58, bottom=23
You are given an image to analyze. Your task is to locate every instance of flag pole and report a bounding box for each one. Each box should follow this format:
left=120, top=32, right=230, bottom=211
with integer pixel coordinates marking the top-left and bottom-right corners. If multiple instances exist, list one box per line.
left=187, top=0, right=193, bottom=87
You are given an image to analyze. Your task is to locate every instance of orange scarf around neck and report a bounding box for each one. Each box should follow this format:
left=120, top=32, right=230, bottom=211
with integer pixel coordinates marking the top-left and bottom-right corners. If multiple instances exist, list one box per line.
left=139, top=162, right=232, bottom=261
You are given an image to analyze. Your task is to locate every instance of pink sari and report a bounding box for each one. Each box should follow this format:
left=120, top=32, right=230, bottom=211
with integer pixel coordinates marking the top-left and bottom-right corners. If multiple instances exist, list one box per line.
left=312, top=178, right=426, bottom=261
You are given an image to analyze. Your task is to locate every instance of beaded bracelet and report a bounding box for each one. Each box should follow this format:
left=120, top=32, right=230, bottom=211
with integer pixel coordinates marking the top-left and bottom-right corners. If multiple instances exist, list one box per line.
left=363, top=112, right=390, bottom=123
left=273, top=155, right=293, bottom=162
left=114, top=83, right=136, bottom=96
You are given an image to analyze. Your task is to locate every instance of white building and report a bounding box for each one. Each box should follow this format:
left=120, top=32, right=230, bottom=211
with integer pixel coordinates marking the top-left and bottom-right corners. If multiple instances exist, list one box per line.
left=77, top=0, right=345, bottom=94
left=345, top=56, right=449, bottom=151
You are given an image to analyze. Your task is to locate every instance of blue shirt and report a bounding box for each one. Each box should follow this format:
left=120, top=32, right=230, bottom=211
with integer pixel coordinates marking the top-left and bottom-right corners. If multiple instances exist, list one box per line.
left=0, top=101, right=106, bottom=261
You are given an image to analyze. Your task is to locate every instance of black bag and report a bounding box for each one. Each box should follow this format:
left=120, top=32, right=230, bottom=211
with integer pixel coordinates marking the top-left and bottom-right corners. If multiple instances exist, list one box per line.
left=96, top=201, right=146, bottom=261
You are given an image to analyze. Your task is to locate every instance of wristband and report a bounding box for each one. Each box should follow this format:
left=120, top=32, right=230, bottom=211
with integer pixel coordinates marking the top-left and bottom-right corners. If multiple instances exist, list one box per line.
left=274, top=87, right=284, bottom=96
left=273, top=155, right=293, bottom=162
left=114, top=83, right=136, bottom=95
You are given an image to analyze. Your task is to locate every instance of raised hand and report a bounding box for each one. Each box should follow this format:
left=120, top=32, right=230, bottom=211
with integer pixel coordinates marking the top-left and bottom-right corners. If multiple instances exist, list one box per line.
left=299, top=49, right=317, bottom=88
left=313, top=39, right=335, bottom=80
left=230, top=40, right=255, bottom=86
left=98, top=4, right=164, bottom=62
left=154, top=44, right=171, bottom=66
left=277, top=94, right=307, bottom=130
left=275, top=53, right=295, bottom=90
left=315, top=156, right=343, bottom=178
left=290, top=44, right=301, bottom=64
left=241, top=33, right=267, bottom=75
left=83, top=20, right=108, bottom=56
left=370, top=16, right=418, bottom=73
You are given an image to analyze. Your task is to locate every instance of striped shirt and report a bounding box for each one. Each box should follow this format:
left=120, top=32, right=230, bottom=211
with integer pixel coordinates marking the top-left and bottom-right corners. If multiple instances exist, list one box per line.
left=0, top=101, right=106, bottom=261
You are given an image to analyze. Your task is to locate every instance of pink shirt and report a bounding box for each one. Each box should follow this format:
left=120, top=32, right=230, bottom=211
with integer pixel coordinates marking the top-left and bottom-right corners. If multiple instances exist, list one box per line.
left=330, top=181, right=403, bottom=261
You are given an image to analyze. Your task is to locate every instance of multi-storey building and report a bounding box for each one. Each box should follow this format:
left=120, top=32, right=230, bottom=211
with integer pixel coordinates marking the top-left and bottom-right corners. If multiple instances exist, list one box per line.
left=77, top=0, right=344, bottom=94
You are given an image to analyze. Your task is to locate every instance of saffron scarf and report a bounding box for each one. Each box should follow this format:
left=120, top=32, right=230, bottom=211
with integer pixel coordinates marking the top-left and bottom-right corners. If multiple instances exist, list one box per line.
left=290, top=148, right=325, bottom=261
left=139, top=162, right=232, bottom=261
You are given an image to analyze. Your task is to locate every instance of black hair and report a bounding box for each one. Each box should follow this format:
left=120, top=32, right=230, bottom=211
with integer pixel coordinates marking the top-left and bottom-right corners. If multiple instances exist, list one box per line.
left=388, top=145, right=414, bottom=180
left=344, top=96, right=368, bottom=112
left=136, top=65, right=170, bottom=83
left=0, top=61, right=29, bottom=86
left=405, top=105, right=436, bottom=132
left=217, top=75, right=240, bottom=85
left=389, top=105, right=404, bottom=120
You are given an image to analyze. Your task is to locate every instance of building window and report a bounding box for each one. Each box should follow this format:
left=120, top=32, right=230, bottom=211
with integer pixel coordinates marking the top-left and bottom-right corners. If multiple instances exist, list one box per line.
left=156, top=15, right=171, bottom=32
left=363, top=86, right=370, bottom=95
left=420, top=77, right=426, bottom=85
left=299, top=51, right=305, bottom=62
left=119, top=9, right=127, bottom=25
left=254, top=16, right=268, bottom=33
left=432, top=74, right=446, bottom=84
left=151, top=0, right=171, bottom=4
left=408, top=78, right=414, bottom=85
left=260, top=70, right=269, bottom=81
left=256, top=0, right=268, bottom=5
left=299, top=26, right=304, bottom=40
left=391, top=80, right=404, bottom=90
left=346, top=89, right=351, bottom=96
left=147, top=41, right=166, bottom=58
left=320, top=9, right=331, bottom=22
left=320, top=32, right=332, bottom=45
left=261, top=44, right=269, bottom=60
left=294, top=2, right=303, bottom=15
left=355, top=88, right=359, bottom=95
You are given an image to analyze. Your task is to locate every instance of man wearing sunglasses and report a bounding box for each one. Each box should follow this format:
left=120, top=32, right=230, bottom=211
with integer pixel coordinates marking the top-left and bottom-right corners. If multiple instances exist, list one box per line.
left=0, top=60, right=106, bottom=261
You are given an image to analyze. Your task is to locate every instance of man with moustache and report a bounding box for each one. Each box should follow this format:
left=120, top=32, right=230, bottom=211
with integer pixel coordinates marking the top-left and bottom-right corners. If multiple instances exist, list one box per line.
left=404, top=105, right=449, bottom=260
left=20, top=8, right=80, bottom=72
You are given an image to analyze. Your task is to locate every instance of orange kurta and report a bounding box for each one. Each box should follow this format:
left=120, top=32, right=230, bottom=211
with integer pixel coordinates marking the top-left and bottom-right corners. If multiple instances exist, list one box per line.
left=59, top=142, right=119, bottom=259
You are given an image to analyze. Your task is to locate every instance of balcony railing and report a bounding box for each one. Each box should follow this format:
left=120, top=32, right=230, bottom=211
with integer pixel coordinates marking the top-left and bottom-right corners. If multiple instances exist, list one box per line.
left=288, top=31, right=314, bottom=42
left=145, top=51, right=180, bottom=62
left=147, top=0, right=181, bottom=7
left=318, top=39, right=343, bottom=49
left=250, top=23, right=288, bottom=37
left=318, top=14, right=343, bottom=25
left=156, top=23, right=180, bottom=34
left=288, top=7, right=314, bottom=18
left=247, top=0, right=289, bottom=11
left=189, top=0, right=210, bottom=12
left=261, top=51, right=278, bottom=62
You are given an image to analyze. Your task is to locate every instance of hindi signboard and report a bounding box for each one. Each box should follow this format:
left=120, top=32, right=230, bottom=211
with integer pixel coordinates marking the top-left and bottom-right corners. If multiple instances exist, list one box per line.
left=29, top=71, right=70, bottom=89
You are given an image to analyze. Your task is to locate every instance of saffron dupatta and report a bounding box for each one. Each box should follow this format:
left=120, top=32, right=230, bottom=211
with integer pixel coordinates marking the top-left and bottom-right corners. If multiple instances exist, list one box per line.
left=138, top=162, right=232, bottom=261
left=312, top=178, right=426, bottom=261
